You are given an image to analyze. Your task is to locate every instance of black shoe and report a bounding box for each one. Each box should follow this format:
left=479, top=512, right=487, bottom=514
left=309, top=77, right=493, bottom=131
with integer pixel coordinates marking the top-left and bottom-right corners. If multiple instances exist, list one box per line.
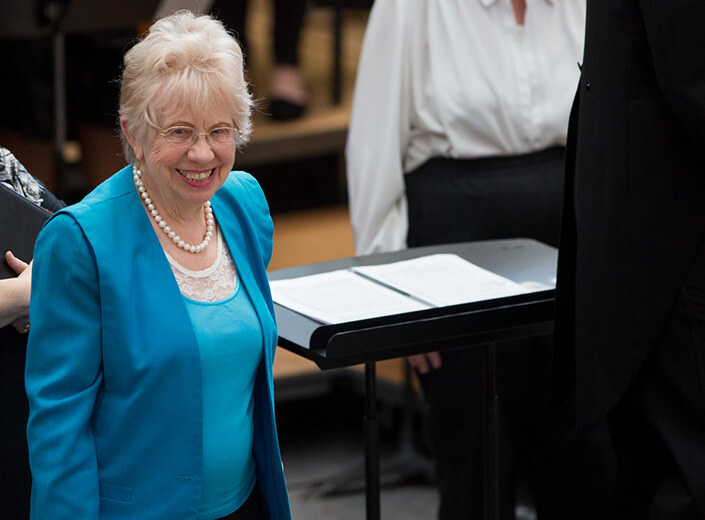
left=269, top=98, right=306, bottom=121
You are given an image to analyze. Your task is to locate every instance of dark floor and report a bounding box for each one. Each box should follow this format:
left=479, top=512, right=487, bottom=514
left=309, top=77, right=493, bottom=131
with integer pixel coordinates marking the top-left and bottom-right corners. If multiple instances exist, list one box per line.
left=275, top=387, right=541, bottom=520
left=276, top=391, right=440, bottom=519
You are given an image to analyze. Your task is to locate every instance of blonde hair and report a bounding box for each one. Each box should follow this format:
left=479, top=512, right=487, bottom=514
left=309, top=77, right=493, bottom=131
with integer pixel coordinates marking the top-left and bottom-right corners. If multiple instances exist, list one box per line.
left=119, top=10, right=252, bottom=163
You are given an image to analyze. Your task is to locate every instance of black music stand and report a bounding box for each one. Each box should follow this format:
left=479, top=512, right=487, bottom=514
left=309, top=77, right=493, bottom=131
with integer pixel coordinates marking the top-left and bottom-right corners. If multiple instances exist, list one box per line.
left=269, top=238, right=557, bottom=520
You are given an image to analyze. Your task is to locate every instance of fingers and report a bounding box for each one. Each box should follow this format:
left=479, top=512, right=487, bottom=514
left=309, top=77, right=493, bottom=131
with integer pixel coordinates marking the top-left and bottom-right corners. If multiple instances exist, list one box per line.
left=5, top=251, right=29, bottom=275
left=427, top=351, right=442, bottom=370
left=407, top=352, right=442, bottom=374
left=11, top=318, right=30, bottom=335
left=407, top=354, right=430, bottom=373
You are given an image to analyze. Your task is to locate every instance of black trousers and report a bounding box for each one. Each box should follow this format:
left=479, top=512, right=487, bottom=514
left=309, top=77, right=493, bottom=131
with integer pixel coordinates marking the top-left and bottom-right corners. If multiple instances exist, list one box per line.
left=211, top=0, right=307, bottom=65
left=405, top=148, right=565, bottom=520
left=217, top=484, right=267, bottom=520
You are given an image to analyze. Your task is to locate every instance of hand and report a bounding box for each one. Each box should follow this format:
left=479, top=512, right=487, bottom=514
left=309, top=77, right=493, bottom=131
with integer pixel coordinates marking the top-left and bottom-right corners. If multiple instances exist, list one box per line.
left=0, top=251, right=32, bottom=330
left=6, top=250, right=30, bottom=276
left=407, top=352, right=442, bottom=374
left=11, top=317, right=30, bottom=334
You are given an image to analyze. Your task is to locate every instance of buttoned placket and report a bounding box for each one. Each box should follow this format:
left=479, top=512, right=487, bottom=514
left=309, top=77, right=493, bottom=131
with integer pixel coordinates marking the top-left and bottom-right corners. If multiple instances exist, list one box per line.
left=495, top=0, right=546, bottom=148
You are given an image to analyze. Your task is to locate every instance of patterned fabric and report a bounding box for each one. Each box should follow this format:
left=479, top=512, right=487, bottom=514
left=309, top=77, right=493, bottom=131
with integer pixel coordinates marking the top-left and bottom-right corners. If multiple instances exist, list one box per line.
left=0, top=146, right=45, bottom=206
left=0, top=146, right=65, bottom=212
left=165, top=227, right=238, bottom=302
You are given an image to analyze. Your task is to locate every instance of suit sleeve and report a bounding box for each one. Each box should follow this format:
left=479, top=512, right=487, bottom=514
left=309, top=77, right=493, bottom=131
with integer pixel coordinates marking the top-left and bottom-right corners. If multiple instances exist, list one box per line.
left=345, top=0, right=411, bottom=255
left=25, top=213, right=102, bottom=519
left=640, top=0, right=705, bottom=146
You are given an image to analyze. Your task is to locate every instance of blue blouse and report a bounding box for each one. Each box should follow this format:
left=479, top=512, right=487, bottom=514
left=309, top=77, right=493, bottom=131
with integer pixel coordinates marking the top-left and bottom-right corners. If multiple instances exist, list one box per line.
left=183, top=280, right=263, bottom=520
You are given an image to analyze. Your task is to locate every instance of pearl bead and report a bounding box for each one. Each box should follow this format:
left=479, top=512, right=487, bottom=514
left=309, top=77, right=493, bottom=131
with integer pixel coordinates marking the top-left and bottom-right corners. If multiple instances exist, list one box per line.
left=133, top=165, right=213, bottom=254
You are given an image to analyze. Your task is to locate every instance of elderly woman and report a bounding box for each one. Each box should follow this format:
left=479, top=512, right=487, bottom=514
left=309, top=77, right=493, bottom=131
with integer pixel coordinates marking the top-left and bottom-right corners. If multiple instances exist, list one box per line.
left=25, top=11, right=290, bottom=520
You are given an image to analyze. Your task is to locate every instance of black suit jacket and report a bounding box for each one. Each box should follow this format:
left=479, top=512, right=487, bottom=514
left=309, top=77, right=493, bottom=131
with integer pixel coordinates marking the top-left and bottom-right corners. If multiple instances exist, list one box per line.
left=556, top=0, right=705, bottom=427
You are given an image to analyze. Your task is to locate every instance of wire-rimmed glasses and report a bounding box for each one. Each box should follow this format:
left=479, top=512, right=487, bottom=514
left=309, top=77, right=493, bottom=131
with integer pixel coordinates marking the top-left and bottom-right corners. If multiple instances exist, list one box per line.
left=157, top=125, right=241, bottom=149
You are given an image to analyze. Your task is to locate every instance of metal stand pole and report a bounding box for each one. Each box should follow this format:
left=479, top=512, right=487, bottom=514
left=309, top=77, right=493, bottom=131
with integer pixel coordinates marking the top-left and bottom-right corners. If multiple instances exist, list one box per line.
left=46, top=1, right=68, bottom=199
left=364, top=361, right=381, bottom=520
left=484, top=342, right=500, bottom=520
left=332, top=6, right=342, bottom=105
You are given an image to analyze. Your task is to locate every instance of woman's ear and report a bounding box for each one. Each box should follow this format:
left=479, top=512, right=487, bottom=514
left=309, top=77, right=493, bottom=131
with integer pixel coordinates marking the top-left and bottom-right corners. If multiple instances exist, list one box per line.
left=120, top=118, right=143, bottom=161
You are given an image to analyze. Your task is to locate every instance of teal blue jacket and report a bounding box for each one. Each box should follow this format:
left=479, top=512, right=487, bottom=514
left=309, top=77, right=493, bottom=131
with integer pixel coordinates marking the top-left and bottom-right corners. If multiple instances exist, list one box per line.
left=25, top=166, right=291, bottom=519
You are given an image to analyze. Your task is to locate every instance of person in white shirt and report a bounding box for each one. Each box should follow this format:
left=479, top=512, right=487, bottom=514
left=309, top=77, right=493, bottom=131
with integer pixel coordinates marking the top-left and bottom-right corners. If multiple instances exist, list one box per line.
left=346, top=0, right=585, bottom=518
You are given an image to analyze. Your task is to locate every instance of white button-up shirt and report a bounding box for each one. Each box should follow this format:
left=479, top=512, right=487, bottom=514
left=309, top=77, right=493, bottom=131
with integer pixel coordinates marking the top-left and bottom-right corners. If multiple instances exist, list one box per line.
left=346, top=0, right=586, bottom=255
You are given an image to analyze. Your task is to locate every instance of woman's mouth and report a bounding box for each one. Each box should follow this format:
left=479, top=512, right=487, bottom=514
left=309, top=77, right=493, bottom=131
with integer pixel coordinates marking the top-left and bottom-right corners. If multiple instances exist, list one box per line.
left=177, top=168, right=214, bottom=182
left=176, top=168, right=217, bottom=188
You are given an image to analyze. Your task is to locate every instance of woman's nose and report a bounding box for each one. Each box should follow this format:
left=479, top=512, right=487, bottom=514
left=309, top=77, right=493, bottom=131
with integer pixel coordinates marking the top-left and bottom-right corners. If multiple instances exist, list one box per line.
left=186, top=134, right=215, bottom=161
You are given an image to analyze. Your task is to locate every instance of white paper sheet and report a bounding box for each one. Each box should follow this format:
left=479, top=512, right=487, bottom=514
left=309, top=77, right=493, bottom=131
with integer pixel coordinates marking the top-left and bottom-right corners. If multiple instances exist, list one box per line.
left=351, top=254, right=528, bottom=307
left=269, top=270, right=431, bottom=324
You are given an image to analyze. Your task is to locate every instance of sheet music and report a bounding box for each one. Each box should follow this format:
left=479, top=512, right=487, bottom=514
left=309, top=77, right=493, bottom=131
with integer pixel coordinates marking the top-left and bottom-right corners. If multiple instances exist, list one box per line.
left=269, top=270, right=431, bottom=324
left=351, top=254, right=528, bottom=307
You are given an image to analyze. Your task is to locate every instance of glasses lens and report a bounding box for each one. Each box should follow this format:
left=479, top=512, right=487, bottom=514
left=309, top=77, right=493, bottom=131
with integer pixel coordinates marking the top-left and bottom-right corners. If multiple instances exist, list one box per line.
left=209, top=127, right=236, bottom=145
left=163, top=126, right=194, bottom=146
left=160, top=126, right=238, bottom=147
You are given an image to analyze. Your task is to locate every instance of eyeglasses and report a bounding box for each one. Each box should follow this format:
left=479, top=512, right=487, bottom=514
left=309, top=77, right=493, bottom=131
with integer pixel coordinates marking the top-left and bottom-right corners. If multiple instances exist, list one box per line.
left=157, top=125, right=241, bottom=149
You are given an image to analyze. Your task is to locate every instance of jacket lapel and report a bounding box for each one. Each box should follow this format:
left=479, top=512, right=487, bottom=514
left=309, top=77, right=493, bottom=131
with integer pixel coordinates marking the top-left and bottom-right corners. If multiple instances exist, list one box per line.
left=211, top=186, right=277, bottom=371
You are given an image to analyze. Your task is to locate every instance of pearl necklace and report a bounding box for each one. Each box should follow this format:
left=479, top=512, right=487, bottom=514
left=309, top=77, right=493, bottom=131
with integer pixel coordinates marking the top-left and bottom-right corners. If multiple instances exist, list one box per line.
left=133, top=167, right=214, bottom=254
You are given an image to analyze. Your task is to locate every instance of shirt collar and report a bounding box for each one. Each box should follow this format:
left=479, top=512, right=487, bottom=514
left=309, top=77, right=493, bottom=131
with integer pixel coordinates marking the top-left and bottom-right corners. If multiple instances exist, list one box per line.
left=479, top=0, right=554, bottom=7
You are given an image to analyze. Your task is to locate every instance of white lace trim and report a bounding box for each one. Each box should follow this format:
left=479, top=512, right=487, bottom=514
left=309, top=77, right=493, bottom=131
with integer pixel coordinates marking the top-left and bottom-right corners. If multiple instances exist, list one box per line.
left=165, top=227, right=238, bottom=302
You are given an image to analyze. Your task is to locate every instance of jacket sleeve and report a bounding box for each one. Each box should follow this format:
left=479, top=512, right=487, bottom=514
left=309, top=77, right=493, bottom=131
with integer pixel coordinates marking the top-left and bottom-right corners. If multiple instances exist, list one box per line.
left=235, top=172, right=274, bottom=270
left=345, top=0, right=411, bottom=255
left=639, top=0, right=705, bottom=146
left=25, top=212, right=102, bottom=519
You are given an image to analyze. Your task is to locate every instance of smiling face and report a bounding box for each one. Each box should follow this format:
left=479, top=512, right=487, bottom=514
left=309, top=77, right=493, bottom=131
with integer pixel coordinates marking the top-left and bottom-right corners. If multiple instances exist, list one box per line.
left=123, top=99, right=236, bottom=218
